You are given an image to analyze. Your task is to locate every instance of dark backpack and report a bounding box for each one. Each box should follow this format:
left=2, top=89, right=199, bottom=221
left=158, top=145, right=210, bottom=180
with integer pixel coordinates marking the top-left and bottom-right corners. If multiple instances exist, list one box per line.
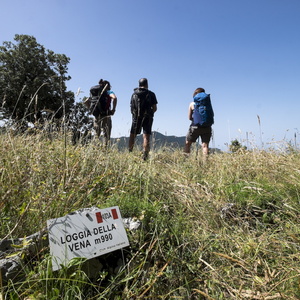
left=131, top=90, right=152, bottom=118
left=89, top=84, right=110, bottom=118
left=193, top=93, right=214, bottom=127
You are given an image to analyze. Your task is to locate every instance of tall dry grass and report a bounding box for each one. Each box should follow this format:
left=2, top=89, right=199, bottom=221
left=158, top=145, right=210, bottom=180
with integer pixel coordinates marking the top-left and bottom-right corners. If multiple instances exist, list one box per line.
left=0, top=131, right=299, bottom=299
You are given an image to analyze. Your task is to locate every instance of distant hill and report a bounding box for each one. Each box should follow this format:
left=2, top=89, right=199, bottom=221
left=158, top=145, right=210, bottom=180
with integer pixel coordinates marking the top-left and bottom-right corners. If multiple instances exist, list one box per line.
left=111, top=131, right=186, bottom=150
left=111, top=131, right=221, bottom=152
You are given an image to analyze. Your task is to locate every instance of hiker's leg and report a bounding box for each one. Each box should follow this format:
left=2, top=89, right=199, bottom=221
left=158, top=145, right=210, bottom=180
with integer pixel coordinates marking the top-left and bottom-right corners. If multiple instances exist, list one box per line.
left=202, top=142, right=209, bottom=156
left=129, top=133, right=136, bottom=151
left=142, top=117, right=153, bottom=159
left=143, top=133, right=150, bottom=154
left=95, top=117, right=101, bottom=138
left=184, top=125, right=198, bottom=154
left=184, top=140, right=193, bottom=153
left=201, top=127, right=212, bottom=156
left=103, top=117, right=112, bottom=146
left=129, top=117, right=141, bottom=151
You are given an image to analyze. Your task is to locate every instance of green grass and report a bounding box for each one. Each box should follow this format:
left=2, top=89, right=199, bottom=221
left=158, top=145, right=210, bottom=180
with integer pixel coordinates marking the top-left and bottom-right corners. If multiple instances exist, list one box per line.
left=0, top=132, right=299, bottom=299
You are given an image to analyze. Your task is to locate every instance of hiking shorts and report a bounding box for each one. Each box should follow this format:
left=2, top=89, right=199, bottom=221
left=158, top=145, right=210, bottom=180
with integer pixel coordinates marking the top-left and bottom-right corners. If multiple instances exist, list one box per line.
left=186, top=125, right=212, bottom=143
left=130, top=116, right=153, bottom=135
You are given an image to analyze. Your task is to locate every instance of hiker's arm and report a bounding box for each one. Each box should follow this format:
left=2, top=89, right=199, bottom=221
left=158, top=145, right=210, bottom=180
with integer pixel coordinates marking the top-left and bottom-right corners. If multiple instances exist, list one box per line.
left=152, top=104, right=157, bottom=113
left=188, top=103, right=193, bottom=121
left=110, top=93, right=117, bottom=114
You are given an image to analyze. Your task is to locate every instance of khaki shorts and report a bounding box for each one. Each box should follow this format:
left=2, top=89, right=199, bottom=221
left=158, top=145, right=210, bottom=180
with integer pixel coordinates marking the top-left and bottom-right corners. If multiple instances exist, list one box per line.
left=186, top=125, right=212, bottom=143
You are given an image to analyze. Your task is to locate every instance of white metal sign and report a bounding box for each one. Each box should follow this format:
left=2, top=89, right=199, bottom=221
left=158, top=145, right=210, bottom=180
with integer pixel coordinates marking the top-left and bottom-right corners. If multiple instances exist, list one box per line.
left=47, top=206, right=129, bottom=271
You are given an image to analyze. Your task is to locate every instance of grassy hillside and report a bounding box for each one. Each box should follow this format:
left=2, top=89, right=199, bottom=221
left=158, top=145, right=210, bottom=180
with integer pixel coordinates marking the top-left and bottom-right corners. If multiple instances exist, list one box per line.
left=0, top=132, right=299, bottom=299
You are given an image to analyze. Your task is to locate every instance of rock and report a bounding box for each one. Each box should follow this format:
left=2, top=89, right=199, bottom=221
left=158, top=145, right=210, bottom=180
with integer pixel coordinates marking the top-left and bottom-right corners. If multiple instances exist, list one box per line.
left=0, top=256, right=23, bottom=283
left=123, top=218, right=142, bottom=230
left=0, top=228, right=48, bottom=286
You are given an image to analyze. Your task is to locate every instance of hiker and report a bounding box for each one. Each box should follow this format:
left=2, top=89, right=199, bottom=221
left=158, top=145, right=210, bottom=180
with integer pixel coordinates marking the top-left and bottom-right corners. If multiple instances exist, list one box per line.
left=129, top=78, right=158, bottom=160
left=86, top=79, right=117, bottom=146
left=184, top=88, right=214, bottom=156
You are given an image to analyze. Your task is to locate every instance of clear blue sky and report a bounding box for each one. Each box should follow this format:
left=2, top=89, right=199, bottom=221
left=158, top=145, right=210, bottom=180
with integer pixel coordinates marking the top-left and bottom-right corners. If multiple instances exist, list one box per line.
left=1, top=0, right=300, bottom=150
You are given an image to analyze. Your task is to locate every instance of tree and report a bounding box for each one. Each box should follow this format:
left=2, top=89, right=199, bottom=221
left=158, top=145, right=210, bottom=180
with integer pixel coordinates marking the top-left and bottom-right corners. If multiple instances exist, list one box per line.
left=0, top=34, right=74, bottom=123
left=229, top=139, right=247, bottom=153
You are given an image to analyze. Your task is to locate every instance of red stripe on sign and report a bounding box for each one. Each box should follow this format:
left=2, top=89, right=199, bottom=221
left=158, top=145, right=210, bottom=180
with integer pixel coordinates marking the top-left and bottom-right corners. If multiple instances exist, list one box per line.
left=111, top=208, right=118, bottom=219
left=96, top=212, right=103, bottom=223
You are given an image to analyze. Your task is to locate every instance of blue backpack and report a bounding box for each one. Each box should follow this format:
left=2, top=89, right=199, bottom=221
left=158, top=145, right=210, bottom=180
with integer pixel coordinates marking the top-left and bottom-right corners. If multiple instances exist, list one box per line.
left=192, top=92, right=214, bottom=127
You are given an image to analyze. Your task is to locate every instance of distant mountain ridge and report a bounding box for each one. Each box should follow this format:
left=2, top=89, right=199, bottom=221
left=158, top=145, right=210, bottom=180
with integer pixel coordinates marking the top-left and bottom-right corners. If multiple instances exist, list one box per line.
left=111, top=131, right=222, bottom=153
left=110, top=131, right=186, bottom=150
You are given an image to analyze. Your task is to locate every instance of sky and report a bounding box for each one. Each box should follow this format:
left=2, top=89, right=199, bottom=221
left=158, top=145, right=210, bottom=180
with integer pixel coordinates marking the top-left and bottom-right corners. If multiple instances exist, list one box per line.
left=1, top=0, right=300, bottom=151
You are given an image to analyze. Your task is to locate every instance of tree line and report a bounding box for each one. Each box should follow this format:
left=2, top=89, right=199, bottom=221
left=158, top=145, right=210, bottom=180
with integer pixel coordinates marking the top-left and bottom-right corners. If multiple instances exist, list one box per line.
left=0, top=34, right=89, bottom=134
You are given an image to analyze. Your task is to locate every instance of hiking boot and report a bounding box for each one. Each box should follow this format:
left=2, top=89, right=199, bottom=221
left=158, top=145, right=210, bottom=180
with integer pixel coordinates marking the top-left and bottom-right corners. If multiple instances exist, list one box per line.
left=142, top=151, right=149, bottom=161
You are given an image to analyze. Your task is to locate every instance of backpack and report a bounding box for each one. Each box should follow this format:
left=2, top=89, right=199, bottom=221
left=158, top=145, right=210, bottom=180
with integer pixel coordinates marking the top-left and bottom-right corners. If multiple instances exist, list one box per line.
left=193, top=92, right=214, bottom=127
left=131, top=89, right=152, bottom=118
left=89, top=83, right=110, bottom=118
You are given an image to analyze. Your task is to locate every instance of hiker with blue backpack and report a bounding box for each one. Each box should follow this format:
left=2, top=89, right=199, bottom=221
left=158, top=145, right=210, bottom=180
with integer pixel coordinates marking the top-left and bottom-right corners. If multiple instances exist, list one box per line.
left=184, top=88, right=214, bottom=156
left=85, top=79, right=117, bottom=146
left=129, top=78, right=158, bottom=160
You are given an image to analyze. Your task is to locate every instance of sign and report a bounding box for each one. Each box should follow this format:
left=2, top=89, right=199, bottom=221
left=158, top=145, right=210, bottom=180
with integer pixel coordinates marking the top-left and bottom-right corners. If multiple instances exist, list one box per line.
left=47, top=206, right=129, bottom=271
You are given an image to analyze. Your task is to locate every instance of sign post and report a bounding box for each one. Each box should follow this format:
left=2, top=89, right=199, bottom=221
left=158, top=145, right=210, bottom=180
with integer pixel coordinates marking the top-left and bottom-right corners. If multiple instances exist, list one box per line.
left=47, top=206, right=129, bottom=271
